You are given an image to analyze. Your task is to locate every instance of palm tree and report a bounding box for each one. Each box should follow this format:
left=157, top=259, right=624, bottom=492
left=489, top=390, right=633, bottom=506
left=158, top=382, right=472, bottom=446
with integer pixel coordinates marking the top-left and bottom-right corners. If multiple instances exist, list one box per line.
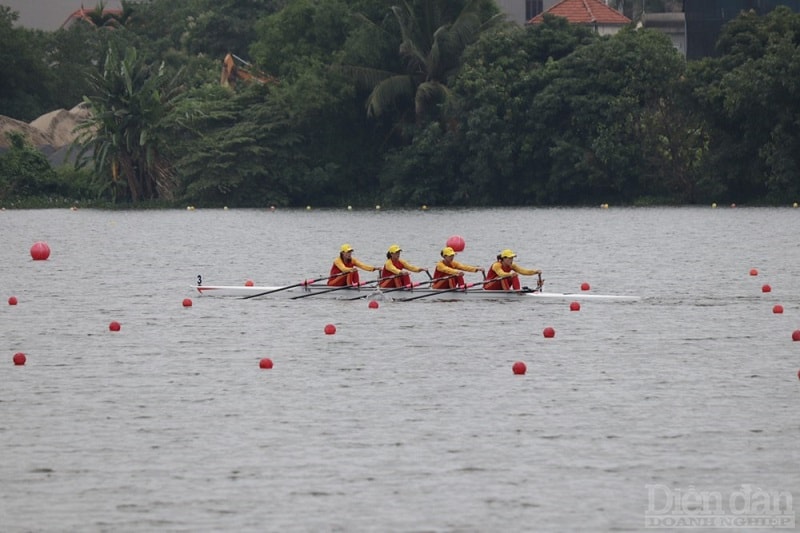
left=346, top=0, right=504, bottom=124
left=80, top=1, right=134, bottom=29
left=75, top=44, right=185, bottom=202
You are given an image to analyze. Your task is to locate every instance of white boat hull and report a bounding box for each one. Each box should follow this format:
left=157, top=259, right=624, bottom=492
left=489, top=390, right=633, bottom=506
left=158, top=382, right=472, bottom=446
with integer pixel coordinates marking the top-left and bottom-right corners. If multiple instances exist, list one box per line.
left=192, top=283, right=640, bottom=302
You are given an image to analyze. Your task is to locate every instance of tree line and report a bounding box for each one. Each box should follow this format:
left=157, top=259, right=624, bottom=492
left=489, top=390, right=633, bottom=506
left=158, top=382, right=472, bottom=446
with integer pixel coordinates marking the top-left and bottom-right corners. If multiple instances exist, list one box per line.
left=1, top=0, right=799, bottom=208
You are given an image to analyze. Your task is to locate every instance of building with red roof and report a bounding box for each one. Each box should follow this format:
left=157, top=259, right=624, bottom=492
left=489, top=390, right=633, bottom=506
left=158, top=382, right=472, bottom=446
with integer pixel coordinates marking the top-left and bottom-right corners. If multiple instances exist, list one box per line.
left=528, top=0, right=631, bottom=35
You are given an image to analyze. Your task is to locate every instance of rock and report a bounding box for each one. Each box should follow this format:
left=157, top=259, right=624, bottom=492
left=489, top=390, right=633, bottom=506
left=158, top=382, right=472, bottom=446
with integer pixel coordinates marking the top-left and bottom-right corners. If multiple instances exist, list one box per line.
left=0, top=104, right=89, bottom=165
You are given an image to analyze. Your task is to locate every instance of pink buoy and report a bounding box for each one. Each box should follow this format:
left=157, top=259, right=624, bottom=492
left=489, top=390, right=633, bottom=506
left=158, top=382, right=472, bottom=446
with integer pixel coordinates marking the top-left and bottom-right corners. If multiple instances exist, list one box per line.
left=368, top=300, right=379, bottom=309
left=543, top=326, right=556, bottom=338
left=762, top=284, right=771, bottom=293
left=8, top=296, right=18, bottom=305
left=324, top=324, right=336, bottom=335
left=446, top=235, right=466, bottom=252
left=13, top=352, right=26, bottom=366
left=109, top=321, right=121, bottom=332
left=182, top=298, right=193, bottom=307
left=259, top=358, right=273, bottom=369
left=773, top=305, right=784, bottom=314
left=512, top=361, right=526, bottom=375
left=569, top=301, right=580, bottom=311
left=30, top=241, right=51, bottom=261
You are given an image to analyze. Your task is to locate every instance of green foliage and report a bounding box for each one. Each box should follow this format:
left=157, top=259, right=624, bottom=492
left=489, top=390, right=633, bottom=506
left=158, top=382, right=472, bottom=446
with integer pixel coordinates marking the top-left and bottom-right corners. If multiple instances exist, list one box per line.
left=251, top=0, right=353, bottom=78
left=174, top=83, right=305, bottom=206
left=0, top=7, right=58, bottom=120
left=0, top=133, right=100, bottom=205
left=0, top=132, right=57, bottom=200
left=4, top=0, right=800, bottom=208
left=75, top=44, right=187, bottom=202
left=691, top=6, right=800, bottom=202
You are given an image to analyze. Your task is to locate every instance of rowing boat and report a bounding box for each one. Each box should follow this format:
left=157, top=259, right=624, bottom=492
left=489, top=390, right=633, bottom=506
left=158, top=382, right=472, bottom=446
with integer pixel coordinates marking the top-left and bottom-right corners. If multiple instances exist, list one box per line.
left=192, top=283, right=640, bottom=302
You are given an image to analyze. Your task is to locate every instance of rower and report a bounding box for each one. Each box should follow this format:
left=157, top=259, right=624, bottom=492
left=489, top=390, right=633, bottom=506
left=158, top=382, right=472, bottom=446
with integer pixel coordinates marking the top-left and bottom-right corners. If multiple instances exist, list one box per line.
left=484, top=249, right=542, bottom=290
left=328, top=244, right=378, bottom=286
left=380, top=244, right=428, bottom=288
left=432, top=247, right=484, bottom=289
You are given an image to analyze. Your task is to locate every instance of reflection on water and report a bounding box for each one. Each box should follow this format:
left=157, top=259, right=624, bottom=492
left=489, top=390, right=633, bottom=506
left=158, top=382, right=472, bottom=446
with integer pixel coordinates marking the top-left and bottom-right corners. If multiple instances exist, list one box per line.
left=1, top=207, right=798, bottom=531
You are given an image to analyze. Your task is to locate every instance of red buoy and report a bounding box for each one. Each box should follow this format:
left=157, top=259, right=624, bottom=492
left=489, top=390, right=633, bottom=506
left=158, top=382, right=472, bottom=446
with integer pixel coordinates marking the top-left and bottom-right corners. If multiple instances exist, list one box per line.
left=30, top=241, right=51, bottom=261
left=245, top=279, right=254, bottom=287
left=109, top=321, right=121, bottom=332
left=259, top=358, right=273, bottom=369
left=368, top=300, right=379, bottom=309
left=580, top=282, right=590, bottom=291
left=749, top=268, right=758, bottom=276
left=793, top=330, right=800, bottom=342
left=773, top=305, right=784, bottom=314
left=512, top=361, right=526, bottom=375
left=182, top=298, right=193, bottom=307
left=8, top=296, right=18, bottom=305
left=324, top=324, right=336, bottom=335
left=446, top=235, right=466, bottom=252
left=569, top=301, right=580, bottom=311
left=762, top=284, right=772, bottom=293
left=13, top=352, right=26, bottom=366
left=543, top=326, right=556, bottom=338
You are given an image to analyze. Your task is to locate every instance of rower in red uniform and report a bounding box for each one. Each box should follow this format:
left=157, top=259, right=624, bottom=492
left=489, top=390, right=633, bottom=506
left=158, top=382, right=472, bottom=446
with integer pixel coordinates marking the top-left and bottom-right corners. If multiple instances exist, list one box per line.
left=432, top=247, right=484, bottom=289
left=328, top=244, right=378, bottom=286
left=484, top=249, right=542, bottom=290
left=379, top=244, right=428, bottom=288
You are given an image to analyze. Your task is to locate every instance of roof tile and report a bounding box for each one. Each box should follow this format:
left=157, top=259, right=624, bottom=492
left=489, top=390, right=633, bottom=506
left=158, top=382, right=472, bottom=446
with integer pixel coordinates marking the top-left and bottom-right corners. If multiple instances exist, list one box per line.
left=529, top=0, right=631, bottom=25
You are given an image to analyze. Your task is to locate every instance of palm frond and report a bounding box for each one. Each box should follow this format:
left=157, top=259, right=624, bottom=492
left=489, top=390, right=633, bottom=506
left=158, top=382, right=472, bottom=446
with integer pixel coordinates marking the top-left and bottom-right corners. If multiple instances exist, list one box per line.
left=330, top=64, right=396, bottom=91
left=367, top=75, right=416, bottom=118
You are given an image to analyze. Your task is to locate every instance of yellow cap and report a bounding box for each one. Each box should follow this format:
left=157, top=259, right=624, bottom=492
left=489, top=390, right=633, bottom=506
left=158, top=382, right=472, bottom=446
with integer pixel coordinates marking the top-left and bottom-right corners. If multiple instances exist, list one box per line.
left=387, top=244, right=402, bottom=254
left=500, top=249, right=516, bottom=258
left=340, top=244, right=354, bottom=253
left=441, top=246, right=456, bottom=257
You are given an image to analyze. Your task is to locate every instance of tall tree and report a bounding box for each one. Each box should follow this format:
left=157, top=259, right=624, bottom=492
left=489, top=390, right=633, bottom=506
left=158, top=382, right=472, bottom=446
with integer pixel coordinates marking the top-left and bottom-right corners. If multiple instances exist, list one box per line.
left=0, top=7, right=57, bottom=120
left=531, top=26, right=685, bottom=204
left=342, top=0, right=505, bottom=138
left=75, top=44, right=186, bottom=202
left=691, top=6, right=800, bottom=202
left=173, top=83, right=305, bottom=207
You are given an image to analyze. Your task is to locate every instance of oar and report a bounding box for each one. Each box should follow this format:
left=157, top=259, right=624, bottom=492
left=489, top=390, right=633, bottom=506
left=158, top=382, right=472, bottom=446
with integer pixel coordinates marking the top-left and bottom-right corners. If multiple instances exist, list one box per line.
left=349, top=274, right=458, bottom=301
left=396, top=275, right=519, bottom=302
left=290, top=274, right=401, bottom=300
left=242, top=272, right=348, bottom=299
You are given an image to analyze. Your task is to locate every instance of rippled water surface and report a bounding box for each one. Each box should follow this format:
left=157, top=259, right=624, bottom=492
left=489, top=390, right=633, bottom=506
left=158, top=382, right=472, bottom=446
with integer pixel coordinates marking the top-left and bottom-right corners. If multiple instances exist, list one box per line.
left=1, top=207, right=799, bottom=532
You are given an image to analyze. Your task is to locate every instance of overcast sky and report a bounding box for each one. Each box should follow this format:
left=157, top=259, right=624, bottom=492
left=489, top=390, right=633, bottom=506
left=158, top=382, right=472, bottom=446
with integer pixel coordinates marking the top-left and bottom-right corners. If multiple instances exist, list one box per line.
left=4, top=1, right=123, bottom=31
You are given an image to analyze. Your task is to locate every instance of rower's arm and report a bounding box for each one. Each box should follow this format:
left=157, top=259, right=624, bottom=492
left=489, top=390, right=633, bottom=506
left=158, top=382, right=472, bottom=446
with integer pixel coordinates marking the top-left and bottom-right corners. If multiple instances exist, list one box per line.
left=352, top=257, right=377, bottom=271
left=400, top=259, right=426, bottom=273
left=513, top=264, right=541, bottom=276
left=436, top=261, right=461, bottom=276
left=491, top=262, right=510, bottom=278
left=383, top=259, right=403, bottom=275
left=332, top=257, right=351, bottom=272
left=452, top=260, right=480, bottom=273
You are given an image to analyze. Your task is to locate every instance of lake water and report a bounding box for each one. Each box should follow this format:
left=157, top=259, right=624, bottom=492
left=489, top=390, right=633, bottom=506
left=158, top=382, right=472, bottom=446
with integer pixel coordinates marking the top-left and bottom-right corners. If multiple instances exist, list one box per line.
left=1, top=207, right=798, bottom=532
